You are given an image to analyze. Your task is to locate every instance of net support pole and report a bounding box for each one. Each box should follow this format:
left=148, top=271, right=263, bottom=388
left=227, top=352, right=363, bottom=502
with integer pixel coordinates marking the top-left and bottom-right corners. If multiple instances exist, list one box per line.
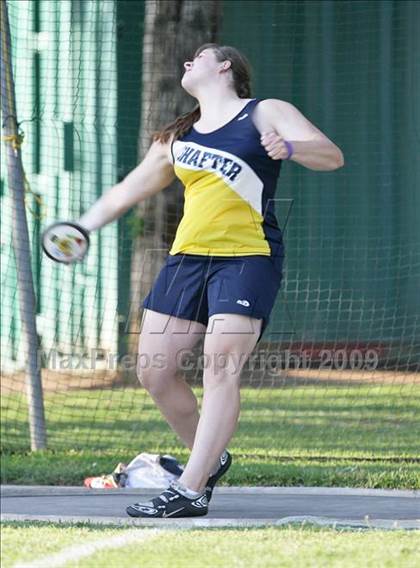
left=0, top=0, right=47, bottom=450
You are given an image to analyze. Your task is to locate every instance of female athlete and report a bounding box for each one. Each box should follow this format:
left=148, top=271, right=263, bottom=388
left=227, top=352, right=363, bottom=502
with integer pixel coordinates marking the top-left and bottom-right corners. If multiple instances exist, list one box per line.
left=78, top=43, right=344, bottom=518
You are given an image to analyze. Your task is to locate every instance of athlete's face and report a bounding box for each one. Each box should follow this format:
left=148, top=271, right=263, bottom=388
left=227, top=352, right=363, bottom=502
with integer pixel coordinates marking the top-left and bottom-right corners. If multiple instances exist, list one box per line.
left=181, top=49, right=230, bottom=95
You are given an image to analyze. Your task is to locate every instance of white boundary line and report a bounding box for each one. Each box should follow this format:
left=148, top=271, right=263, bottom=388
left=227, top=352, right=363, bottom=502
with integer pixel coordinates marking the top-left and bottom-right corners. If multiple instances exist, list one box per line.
left=2, top=485, right=418, bottom=498
left=12, top=528, right=166, bottom=568
left=2, top=513, right=419, bottom=531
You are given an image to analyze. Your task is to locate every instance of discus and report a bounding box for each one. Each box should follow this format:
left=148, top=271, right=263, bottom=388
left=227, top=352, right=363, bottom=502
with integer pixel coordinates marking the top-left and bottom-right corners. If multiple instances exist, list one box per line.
left=41, top=221, right=90, bottom=264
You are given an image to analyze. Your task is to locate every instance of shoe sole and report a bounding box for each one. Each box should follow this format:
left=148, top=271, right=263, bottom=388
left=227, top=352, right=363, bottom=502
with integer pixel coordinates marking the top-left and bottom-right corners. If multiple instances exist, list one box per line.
left=126, top=505, right=208, bottom=518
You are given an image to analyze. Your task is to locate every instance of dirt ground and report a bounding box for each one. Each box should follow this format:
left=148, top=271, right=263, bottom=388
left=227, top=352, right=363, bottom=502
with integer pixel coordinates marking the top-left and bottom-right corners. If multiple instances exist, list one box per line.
left=2, top=366, right=419, bottom=395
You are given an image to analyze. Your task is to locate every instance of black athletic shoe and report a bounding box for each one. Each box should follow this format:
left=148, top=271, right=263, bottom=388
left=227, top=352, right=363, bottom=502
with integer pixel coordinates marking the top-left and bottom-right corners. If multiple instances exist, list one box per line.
left=126, top=480, right=208, bottom=518
left=205, top=450, right=232, bottom=503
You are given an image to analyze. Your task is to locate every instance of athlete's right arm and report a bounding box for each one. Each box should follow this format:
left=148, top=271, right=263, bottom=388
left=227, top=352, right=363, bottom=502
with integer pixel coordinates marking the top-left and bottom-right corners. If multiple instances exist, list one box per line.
left=77, top=137, right=175, bottom=232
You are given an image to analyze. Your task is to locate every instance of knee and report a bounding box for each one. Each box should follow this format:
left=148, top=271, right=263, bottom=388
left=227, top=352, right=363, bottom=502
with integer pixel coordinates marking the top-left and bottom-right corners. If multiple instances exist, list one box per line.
left=137, top=368, right=163, bottom=397
left=202, top=351, right=245, bottom=387
left=202, top=361, right=241, bottom=391
left=136, top=359, right=174, bottom=398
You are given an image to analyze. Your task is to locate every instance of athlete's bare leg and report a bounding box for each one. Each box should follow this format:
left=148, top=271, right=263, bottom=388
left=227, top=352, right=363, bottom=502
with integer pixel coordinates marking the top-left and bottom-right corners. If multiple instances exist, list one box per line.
left=137, top=309, right=206, bottom=450
left=177, top=313, right=261, bottom=492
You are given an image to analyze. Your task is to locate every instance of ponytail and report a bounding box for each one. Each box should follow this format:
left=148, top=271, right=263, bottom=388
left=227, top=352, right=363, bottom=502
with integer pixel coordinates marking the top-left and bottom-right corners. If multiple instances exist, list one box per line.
left=152, top=105, right=200, bottom=145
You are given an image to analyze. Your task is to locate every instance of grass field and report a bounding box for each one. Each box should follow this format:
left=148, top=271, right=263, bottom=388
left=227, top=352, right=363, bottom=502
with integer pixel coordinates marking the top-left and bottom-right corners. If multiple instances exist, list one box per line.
left=1, top=522, right=419, bottom=568
left=2, top=385, right=419, bottom=488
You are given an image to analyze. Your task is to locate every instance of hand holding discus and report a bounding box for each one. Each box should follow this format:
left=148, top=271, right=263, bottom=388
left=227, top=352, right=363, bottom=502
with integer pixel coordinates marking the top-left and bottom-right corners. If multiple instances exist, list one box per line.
left=41, top=221, right=90, bottom=264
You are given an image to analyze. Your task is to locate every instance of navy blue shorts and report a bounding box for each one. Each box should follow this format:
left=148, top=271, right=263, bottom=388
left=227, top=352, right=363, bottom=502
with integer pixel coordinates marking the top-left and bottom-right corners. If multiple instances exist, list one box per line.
left=142, top=253, right=284, bottom=343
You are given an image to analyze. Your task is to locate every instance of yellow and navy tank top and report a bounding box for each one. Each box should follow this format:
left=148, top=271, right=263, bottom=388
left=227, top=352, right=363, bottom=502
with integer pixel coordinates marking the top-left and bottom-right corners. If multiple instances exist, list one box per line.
left=169, top=98, right=284, bottom=257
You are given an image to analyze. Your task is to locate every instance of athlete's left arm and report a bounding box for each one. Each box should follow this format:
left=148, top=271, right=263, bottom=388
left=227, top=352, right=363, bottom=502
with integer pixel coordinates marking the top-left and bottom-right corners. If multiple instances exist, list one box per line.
left=259, top=99, right=344, bottom=171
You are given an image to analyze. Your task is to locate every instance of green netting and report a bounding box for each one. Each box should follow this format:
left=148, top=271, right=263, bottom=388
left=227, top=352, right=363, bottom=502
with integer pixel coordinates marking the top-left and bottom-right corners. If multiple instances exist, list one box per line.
left=1, top=0, right=419, bottom=457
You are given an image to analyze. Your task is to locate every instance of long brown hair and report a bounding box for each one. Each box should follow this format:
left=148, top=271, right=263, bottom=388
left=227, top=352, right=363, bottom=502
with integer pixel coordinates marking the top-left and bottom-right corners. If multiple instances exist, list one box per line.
left=152, top=44, right=253, bottom=144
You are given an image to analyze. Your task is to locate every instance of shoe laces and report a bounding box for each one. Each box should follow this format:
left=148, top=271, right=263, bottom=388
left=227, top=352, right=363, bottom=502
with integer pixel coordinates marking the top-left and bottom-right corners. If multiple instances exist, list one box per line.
left=150, top=486, right=179, bottom=507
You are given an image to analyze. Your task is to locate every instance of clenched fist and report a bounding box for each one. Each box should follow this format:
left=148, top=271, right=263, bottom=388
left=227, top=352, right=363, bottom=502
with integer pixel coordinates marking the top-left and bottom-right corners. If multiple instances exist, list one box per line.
left=260, top=131, right=294, bottom=161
